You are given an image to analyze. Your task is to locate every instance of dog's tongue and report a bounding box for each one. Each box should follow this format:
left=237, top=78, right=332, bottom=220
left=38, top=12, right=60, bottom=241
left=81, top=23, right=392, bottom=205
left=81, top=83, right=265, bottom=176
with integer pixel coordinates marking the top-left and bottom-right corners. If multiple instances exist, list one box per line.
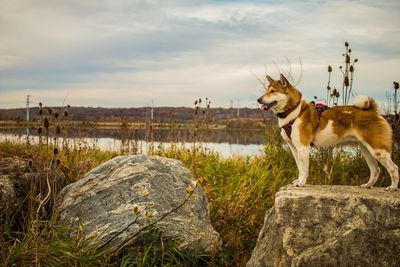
left=261, top=104, right=271, bottom=111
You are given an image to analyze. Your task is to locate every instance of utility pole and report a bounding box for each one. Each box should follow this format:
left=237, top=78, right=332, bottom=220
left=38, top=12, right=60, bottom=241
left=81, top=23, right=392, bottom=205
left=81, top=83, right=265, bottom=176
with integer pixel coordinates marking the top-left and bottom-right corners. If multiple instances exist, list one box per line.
left=151, top=99, right=154, bottom=121
left=230, top=99, right=234, bottom=119
left=26, top=95, right=31, bottom=121
left=237, top=100, right=240, bottom=117
left=26, top=95, right=31, bottom=143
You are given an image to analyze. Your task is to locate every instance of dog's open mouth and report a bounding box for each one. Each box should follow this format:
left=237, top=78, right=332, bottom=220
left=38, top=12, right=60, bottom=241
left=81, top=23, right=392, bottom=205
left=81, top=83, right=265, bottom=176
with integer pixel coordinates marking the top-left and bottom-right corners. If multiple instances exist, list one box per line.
left=261, top=101, right=277, bottom=111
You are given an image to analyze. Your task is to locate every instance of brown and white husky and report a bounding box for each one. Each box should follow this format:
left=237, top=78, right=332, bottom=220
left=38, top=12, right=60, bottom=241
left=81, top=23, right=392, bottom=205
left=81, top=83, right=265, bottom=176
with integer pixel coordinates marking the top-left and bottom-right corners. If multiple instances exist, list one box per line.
left=257, top=74, right=399, bottom=191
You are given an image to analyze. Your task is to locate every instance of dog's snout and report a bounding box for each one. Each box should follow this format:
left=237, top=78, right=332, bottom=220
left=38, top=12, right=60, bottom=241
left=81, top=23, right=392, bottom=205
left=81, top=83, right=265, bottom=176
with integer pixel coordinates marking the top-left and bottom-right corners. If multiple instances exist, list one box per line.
left=257, top=97, right=264, bottom=104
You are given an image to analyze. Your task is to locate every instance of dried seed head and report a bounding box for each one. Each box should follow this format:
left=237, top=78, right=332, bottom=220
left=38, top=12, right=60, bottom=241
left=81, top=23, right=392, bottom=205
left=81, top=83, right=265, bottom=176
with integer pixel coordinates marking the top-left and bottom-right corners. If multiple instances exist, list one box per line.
left=48, top=108, right=52, bottom=115
left=345, top=54, right=350, bottom=64
left=28, top=159, right=33, bottom=167
left=38, top=127, right=42, bottom=135
left=145, top=211, right=154, bottom=218
left=345, top=41, right=349, bottom=47
left=56, top=125, right=61, bottom=135
left=39, top=109, right=43, bottom=115
left=186, top=184, right=194, bottom=194
left=349, top=65, right=354, bottom=72
left=394, top=81, right=399, bottom=90
left=44, top=118, right=50, bottom=129
left=53, top=148, right=59, bottom=155
left=354, top=58, right=358, bottom=63
left=64, top=110, right=69, bottom=117
left=56, top=159, right=61, bottom=165
left=332, top=88, right=338, bottom=95
left=39, top=102, right=42, bottom=107
left=133, top=206, right=141, bottom=215
left=344, top=76, right=349, bottom=87
left=327, top=86, right=331, bottom=90
left=54, top=113, right=59, bottom=119
left=328, top=65, right=332, bottom=73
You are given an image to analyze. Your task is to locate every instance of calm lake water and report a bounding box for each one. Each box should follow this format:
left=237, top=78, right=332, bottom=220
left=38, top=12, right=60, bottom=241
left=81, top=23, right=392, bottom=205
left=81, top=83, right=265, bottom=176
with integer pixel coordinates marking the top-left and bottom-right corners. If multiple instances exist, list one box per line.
left=0, top=127, right=266, bottom=157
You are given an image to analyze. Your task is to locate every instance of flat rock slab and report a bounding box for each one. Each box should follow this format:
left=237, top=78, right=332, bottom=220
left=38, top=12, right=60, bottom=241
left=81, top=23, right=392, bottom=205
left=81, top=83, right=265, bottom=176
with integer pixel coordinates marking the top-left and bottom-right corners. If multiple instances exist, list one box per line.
left=56, top=155, right=221, bottom=254
left=247, top=185, right=400, bottom=267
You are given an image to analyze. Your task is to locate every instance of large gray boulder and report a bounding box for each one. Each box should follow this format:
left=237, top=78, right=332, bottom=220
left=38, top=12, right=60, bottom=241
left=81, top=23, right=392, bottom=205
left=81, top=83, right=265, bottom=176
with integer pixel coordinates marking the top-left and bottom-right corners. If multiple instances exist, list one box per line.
left=1, top=157, right=67, bottom=224
left=56, top=155, right=221, bottom=254
left=0, top=157, right=32, bottom=221
left=247, top=185, right=400, bottom=267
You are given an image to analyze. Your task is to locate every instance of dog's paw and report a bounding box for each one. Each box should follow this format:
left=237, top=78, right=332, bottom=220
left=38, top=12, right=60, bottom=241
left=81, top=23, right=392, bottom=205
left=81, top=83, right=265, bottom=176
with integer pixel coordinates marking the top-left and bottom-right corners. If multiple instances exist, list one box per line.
left=385, top=186, right=398, bottom=192
left=292, top=180, right=305, bottom=187
left=360, top=183, right=372, bottom=189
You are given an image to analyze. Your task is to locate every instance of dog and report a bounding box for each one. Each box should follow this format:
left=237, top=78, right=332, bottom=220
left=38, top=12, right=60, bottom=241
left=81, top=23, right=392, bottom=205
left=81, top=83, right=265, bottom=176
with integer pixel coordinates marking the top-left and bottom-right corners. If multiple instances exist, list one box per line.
left=257, top=74, right=399, bottom=191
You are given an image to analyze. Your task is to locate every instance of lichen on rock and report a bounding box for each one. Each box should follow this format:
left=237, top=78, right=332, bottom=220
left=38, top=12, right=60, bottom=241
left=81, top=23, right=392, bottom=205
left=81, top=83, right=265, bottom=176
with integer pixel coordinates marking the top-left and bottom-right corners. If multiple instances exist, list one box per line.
left=247, top=185, right=400, bottom=267
left=56, top=155, right=221, bottom=255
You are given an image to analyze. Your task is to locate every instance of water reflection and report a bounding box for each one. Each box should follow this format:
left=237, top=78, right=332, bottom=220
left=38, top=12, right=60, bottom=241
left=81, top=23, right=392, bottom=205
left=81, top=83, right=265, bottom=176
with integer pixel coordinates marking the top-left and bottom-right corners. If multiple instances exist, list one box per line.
left=0, top=127, right=266, bottom=157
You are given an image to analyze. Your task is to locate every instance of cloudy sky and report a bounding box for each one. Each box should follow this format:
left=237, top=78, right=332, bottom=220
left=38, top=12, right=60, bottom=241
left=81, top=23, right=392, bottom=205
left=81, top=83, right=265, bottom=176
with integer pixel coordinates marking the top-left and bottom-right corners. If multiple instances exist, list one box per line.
left=1, top=0, right=399, bottom=109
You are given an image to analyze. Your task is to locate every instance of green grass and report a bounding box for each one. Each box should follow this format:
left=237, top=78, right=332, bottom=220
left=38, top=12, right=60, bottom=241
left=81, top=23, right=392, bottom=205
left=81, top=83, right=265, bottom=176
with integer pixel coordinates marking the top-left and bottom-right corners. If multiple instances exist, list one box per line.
left=1, top=134, right=398, bottom=266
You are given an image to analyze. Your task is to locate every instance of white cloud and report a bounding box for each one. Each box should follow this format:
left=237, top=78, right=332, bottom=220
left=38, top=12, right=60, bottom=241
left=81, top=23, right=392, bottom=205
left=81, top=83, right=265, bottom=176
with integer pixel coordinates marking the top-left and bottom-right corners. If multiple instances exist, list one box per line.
left=0, top=0, right=400, bottom=109
left=168, top=3, right=285, bottom=24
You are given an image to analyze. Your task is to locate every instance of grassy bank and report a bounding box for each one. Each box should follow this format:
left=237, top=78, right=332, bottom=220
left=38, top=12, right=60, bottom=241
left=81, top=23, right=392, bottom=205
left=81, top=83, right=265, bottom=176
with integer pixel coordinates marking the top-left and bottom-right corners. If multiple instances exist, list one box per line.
left=0, top=120, right=227, bottom=131
left=0, top=134, right=396, bottom=266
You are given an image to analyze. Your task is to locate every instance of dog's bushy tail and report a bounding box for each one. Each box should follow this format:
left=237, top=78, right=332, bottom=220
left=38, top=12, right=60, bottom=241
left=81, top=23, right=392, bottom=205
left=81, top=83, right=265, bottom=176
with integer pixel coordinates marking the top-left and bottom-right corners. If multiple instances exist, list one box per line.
left=352, top=96, right=379, bottom=112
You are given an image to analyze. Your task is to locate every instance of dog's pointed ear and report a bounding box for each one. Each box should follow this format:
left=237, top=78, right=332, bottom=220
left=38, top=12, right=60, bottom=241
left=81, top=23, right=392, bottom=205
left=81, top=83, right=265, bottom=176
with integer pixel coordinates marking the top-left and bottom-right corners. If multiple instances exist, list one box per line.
left=266, top=75, right=274, bottom=84
left=280, top=74, right=290, bottom=88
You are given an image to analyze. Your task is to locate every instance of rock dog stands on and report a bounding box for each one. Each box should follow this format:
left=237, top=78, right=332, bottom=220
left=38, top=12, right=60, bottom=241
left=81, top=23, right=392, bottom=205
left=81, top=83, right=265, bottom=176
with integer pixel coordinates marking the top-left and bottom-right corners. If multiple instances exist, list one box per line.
left=247, top=185, right=400, bottom=267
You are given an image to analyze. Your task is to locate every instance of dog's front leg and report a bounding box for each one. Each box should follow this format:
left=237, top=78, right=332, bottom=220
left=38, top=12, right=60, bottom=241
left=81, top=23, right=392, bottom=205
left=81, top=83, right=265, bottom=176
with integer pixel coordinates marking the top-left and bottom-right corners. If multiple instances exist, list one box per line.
left=287, top=142, right=299, bottom=168
left=293, top=145, right=310, bottom=187
left=281, top=130, right=299, bottom=167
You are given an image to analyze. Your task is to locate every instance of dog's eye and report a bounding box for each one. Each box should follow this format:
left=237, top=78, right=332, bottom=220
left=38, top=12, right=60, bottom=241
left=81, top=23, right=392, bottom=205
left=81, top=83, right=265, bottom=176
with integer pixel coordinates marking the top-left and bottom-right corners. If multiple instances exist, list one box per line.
left=270, top=89, right=276, bottom=93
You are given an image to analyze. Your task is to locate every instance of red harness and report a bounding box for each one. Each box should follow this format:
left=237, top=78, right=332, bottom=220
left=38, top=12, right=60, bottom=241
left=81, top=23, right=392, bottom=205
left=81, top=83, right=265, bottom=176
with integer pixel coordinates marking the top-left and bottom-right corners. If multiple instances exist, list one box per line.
left=281, top=102, right=328, bottom=140
left=282, top=119, right=296, bottom=139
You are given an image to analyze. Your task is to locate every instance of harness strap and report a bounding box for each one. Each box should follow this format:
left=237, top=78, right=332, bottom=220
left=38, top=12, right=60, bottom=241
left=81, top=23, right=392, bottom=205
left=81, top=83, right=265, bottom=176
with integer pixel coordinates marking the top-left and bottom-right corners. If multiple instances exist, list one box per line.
left=281, top=102, right=329, bottom=140
left=314, top=102, right=329, bottom=118
left=282, top=119, right=296, bottom=139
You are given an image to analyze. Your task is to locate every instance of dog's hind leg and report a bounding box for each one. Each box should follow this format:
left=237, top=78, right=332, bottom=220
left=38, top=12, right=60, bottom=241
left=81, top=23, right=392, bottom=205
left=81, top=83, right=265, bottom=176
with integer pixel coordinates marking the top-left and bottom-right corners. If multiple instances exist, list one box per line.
left=374, top=150, right=399, bottom=191
left=361, top=142, right=399, bottom=191
left=359, top=143, right=380, bottom=189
